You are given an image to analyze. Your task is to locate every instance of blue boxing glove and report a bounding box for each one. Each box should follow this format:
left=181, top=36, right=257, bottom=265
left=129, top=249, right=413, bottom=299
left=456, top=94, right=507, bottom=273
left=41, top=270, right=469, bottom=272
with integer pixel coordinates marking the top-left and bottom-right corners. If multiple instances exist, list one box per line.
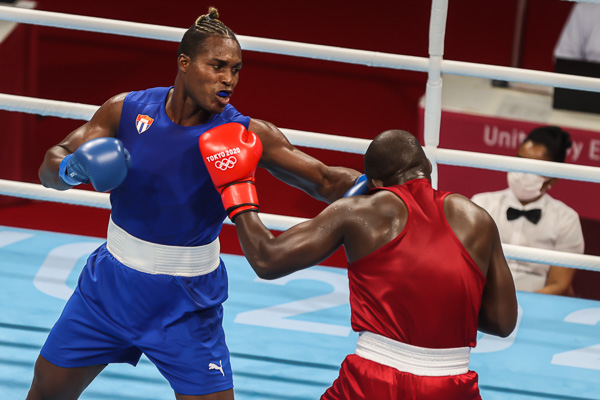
left=343, top=174, right=368, bottom=197
left=58, top=137, right=131, bottom=192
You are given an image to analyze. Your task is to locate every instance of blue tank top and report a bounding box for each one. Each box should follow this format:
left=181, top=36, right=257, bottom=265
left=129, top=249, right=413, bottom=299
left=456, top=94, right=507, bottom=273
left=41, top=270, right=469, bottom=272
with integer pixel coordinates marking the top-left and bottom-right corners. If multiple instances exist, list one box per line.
left=110, top=86, right=251, bottom=246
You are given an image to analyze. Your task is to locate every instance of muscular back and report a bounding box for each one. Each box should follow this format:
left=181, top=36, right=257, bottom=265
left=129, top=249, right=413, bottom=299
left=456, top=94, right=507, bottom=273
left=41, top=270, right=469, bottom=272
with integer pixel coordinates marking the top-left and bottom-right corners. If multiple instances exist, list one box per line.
left=340, top=187, right=517, bottom=338
left=344, top=191, right=498, bottom=277
left=443, top=193, right=496, bottom=278
left=341, top=191, right=408, bottom=264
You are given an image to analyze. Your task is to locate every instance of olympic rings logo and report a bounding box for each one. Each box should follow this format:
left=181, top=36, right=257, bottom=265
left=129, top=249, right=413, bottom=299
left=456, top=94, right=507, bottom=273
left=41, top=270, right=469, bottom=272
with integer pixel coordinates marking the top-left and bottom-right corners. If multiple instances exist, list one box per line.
left=215, top=157, right=237, bottom=170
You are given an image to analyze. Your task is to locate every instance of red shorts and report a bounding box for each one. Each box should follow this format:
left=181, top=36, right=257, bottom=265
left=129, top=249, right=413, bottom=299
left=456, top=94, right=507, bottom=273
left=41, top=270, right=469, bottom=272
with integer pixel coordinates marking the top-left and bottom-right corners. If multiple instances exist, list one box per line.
left=321, top=354, right=482, bottom=400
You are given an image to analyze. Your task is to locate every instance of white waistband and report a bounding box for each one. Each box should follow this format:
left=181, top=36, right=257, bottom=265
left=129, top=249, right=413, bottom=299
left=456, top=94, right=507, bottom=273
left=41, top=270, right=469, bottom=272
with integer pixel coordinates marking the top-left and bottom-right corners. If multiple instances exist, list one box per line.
left=106, top=217, right=221, bottom=277
left=355, top=331, right=471, bottom=377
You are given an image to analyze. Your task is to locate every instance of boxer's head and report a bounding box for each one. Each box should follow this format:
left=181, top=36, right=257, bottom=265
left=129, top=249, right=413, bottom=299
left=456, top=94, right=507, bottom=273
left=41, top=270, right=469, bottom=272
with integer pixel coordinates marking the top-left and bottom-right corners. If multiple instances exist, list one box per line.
left=177, top=7, right=240, bottom=60
left=365, top=129, right=431, bottom=188
left=175, top=7, right=242, bottom=116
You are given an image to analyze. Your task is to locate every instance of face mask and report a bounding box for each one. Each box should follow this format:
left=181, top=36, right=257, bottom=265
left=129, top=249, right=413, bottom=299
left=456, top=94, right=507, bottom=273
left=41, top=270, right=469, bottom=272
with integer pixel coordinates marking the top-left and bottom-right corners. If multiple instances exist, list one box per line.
left=507, top=172, right=548, bottom=202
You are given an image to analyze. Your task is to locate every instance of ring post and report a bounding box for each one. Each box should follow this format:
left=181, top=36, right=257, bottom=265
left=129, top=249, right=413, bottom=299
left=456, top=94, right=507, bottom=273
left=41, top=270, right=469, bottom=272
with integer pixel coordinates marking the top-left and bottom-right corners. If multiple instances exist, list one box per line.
left=424, top=0, right=448, bottom=189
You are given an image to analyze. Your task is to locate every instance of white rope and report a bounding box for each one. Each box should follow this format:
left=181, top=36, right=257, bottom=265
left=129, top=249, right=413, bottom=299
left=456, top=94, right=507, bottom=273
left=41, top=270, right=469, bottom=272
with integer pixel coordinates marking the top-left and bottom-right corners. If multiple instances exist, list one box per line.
left=1, top=6, right=600, bottom=92
left=280, top=128, right=371, bottom=154
left=0, top=5, right=184, bottom=42
left=0, top=93, right=97, bottom=120
left=429, top=148, right=600, bottom=183
left=2, top=93, right=599, bottom=183
left=502, top=244, right=600, bottom=273
left=0, top=6, right=599, bottom=273
left=0, top=179, right=110, bottom=208
left=441, top=60, right=600, bottom=92
left=0, top=178, right=598, bottom=271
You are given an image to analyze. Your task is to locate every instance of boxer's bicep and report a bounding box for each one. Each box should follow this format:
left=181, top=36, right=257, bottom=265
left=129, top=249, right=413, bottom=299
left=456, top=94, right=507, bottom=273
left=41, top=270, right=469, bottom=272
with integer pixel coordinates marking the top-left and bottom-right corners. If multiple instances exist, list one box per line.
left=39, top=93, right=127, bottom=189
left=250, top=118, right=359, bottom=203
left=58, top=93, right=127, bottom=153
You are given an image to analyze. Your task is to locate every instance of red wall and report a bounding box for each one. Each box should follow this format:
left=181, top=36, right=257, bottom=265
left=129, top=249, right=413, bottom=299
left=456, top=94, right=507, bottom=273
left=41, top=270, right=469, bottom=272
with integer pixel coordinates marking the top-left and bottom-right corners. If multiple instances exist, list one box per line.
left=3, top=1, right=592, bottom=275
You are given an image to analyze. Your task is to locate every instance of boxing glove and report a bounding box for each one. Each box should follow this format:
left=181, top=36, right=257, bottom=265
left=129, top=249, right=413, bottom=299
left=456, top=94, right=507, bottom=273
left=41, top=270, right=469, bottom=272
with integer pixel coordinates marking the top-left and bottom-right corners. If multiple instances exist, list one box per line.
left=199, top=123, right=263, bottom=221
left=343, top=174, right=368, bottom=197
left=58, top=137, right=131, bottom=192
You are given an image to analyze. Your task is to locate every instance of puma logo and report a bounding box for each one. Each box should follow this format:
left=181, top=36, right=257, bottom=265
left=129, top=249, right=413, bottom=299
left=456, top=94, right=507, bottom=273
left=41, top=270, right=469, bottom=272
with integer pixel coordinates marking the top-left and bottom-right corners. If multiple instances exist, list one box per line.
left=208, top=360, right=225, bottom=376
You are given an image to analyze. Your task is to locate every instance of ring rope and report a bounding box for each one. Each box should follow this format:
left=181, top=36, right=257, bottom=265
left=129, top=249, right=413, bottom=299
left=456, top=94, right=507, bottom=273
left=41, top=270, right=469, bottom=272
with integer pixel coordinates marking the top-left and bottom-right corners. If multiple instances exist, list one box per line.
left=0, top=178, right=598, bottom=272
left=1, top=6, right=600, bottom=92
left=502, top=244, right=600, bottom=273
left=2, top=93, right=599, bottom=183
left=0, top=6, right=599, bottom=272
left=0, top=178, right=110, bottom=208
left=0, top=93, right=97, bottom=120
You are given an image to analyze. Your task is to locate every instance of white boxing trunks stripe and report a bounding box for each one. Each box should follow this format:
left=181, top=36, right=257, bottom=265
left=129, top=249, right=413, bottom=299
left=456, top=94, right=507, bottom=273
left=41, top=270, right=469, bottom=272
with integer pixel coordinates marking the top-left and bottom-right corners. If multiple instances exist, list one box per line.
left=355, top=331, right=471, bottom=377
left=106, top=217, right=221, bottom=277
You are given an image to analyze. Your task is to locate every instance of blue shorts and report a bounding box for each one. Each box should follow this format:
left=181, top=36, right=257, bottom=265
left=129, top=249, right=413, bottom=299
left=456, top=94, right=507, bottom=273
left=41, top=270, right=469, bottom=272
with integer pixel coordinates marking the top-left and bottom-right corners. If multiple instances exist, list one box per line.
left=41, top=244, right=232, bottom=396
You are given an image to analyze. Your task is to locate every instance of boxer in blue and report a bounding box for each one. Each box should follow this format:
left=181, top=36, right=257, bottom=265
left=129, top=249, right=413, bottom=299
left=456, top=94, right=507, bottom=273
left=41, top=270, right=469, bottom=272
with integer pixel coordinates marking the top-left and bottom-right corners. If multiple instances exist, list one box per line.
left=28, top=7, right=364, bottom=400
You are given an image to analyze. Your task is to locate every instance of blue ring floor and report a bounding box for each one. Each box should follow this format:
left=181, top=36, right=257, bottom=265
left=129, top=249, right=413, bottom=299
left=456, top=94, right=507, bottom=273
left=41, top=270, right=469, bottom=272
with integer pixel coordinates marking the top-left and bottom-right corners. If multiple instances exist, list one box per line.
left=1, top=225, right=599, bottom=399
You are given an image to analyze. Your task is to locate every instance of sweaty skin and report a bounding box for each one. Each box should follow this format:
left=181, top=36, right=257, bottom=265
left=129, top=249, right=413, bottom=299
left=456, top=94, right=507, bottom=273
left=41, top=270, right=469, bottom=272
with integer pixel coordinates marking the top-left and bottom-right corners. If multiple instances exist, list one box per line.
left=33, top=32, right=360, bottom=400
left=234, top=180, right=517, bottom=338
left=40, top=36, right=360, bottom=202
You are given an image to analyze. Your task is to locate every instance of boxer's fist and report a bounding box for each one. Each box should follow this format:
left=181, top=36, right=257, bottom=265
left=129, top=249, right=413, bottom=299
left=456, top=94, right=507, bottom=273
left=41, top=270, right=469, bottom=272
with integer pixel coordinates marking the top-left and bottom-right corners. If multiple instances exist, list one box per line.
left=199, top=123, right=263, bottom=221
left=59, top=137, right=131, bottom=192
left=343, top=174, right=368, bottom=197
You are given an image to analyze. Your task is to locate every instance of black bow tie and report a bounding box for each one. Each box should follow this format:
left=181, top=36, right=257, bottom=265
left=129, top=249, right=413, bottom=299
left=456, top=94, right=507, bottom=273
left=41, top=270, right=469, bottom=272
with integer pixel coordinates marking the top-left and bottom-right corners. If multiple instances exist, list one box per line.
left=507, top=207, right=542, bottom=224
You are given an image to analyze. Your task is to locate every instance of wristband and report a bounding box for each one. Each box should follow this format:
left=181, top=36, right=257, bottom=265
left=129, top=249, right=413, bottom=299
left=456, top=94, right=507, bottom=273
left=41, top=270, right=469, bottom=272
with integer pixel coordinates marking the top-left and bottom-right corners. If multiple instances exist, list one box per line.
left=229, top=206, right=259, bottom=222
left=58, top=154, right=82, bottom=186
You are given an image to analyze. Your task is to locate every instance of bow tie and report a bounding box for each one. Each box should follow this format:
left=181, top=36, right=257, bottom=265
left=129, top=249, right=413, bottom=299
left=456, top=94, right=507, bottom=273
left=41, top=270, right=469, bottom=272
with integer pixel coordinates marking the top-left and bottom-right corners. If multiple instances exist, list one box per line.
left=507, top=207, right=542, bottom=224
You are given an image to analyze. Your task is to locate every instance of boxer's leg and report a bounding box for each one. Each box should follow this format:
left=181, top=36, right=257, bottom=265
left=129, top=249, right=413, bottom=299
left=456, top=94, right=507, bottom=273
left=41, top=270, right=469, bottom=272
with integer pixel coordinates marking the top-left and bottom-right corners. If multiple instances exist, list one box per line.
left=26, top=355, right=106, bottom=400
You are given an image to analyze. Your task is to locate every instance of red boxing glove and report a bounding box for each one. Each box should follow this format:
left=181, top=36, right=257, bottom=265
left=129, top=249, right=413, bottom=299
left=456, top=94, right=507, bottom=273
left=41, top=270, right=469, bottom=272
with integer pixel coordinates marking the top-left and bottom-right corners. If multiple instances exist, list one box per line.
left=199, top=123, right=263, bottom=221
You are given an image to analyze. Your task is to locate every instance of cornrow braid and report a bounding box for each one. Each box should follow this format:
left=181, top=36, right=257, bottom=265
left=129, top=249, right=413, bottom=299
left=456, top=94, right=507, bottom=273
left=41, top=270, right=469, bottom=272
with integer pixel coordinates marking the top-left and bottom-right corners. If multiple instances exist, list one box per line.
left=177, top=7, right=239, bottom=59
left=194, top=7, right=228, bottom=35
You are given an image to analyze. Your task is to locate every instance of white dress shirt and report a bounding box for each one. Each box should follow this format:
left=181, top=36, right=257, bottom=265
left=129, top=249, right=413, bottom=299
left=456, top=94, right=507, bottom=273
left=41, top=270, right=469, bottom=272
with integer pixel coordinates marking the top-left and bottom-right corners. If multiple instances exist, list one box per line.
left=554, top=3, right=600, bottom=63
left=471, top=189, right=584, bottom=292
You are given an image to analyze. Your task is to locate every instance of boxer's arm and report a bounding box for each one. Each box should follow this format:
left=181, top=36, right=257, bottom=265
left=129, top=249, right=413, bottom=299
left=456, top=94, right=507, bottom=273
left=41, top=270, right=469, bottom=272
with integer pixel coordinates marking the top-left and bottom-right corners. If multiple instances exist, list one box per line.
left=478, top=218, right=518, bottom=338
left=249, top=119, right=361, bottom=203
left=39, top=93, right=128, bottom=190
left=233, top=200, right=350, bottom=279
left=444, top=194, right=518, bottom=338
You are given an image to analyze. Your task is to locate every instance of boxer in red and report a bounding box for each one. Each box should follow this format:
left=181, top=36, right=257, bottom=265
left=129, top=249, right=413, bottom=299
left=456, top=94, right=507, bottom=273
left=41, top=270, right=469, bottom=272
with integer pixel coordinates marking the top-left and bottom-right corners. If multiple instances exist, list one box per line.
left=202, top=127, right=518, bottom=399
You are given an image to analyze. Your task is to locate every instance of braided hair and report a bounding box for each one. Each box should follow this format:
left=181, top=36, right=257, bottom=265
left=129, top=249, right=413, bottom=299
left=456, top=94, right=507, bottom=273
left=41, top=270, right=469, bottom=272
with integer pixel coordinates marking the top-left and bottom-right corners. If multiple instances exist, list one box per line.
left=177, top=7, right=239, bottom=59
left=524, top=126, right=572, bottom=163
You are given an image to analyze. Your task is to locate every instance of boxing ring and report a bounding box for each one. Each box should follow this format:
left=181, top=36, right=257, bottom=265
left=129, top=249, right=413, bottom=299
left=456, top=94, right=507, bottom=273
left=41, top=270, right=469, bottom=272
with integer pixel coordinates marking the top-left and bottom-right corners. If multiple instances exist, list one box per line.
left=1, top=2, right=600, bottom=399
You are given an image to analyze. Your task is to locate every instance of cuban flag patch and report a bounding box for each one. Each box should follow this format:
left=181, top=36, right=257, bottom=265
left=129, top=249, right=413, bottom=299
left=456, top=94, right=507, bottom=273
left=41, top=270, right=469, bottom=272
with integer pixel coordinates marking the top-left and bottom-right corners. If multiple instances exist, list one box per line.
left=136, top=114, right=154, bottom=134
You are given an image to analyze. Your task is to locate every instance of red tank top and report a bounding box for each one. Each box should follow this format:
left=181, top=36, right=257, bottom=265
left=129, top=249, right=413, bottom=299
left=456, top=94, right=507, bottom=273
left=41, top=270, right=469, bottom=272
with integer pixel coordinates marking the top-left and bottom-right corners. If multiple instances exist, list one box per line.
left=348, top=179, right=485, bottom=348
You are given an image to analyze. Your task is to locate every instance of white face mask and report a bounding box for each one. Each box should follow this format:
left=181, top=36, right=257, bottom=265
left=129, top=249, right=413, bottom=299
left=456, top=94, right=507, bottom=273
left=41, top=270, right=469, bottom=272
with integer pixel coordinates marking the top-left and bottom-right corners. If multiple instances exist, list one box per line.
left=507, top=172, right=548, bottom=202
